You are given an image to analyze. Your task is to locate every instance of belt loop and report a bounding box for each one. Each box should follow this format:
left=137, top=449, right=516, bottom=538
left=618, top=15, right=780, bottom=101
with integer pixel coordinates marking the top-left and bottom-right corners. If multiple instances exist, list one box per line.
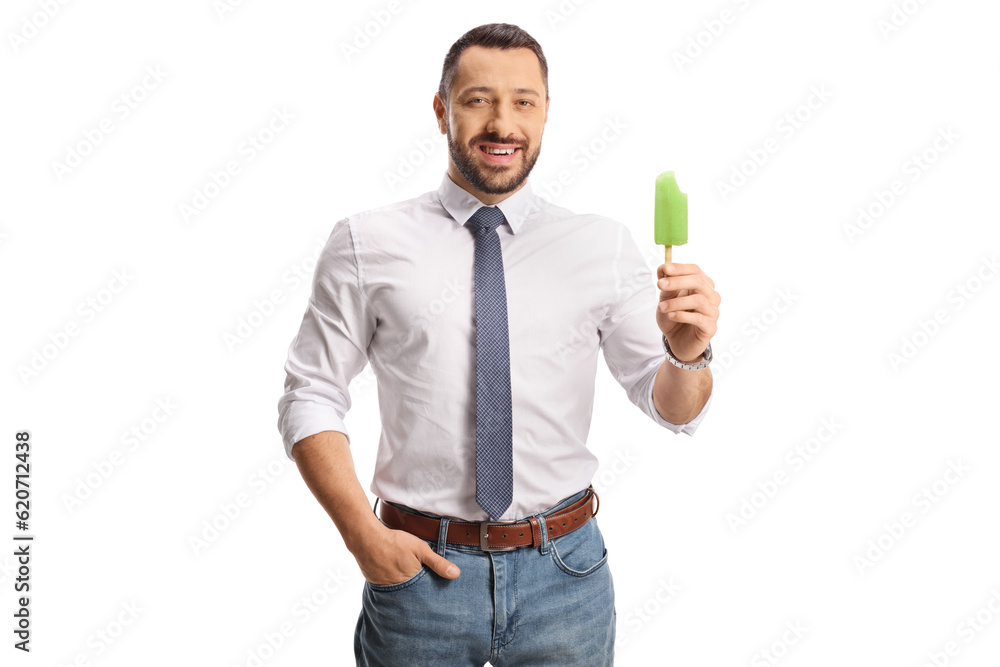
left=436, top=517, right=450, bottom=558
left=527, top=516, right=542, bottom=548
left=537, top=514, right=550, bottom=554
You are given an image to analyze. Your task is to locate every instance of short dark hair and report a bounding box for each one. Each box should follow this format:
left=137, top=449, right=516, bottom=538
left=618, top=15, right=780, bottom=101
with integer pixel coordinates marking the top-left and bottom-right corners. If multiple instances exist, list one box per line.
left=438, top=23, right=549, bottom=104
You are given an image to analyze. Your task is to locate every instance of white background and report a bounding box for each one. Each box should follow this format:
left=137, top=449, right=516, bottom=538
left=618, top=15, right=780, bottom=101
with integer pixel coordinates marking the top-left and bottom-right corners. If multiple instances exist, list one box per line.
left=2, top=0, right=999, bottom=665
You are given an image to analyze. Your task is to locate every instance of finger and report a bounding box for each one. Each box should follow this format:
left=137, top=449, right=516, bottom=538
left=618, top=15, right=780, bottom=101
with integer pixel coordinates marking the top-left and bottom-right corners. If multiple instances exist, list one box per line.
left=662, top=262, right=701, bottom=276
left=657, top=263, right=692, bottom=279
left=662, top=284, right=720, bottom=309
left=660, top=285, right=721, bottom=310
left=657, top=273, right=716, bottom=295
left=656, top=263, right=715, bottom=289
left=417, top=543, right=461, bottom=579
left=659, top=293, right=716, bottom=316
left=658, top=287, right=690, bottom=302
left=664, top=309, right=718, bottom=337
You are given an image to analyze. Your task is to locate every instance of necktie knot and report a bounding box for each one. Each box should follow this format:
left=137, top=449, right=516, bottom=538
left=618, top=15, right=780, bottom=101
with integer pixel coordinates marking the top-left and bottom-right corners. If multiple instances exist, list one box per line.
left=468, top=206, right=506, bottom=235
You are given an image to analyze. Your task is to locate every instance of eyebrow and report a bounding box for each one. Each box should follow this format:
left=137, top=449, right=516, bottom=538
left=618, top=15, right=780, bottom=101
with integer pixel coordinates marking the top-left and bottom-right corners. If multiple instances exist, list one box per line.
left=459, top=86, right=541, bottom=98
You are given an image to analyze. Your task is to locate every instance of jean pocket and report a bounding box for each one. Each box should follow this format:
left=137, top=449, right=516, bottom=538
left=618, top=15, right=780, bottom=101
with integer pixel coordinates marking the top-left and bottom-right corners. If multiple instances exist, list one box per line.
left=549, top=521, right=608, bottom=577
left=365, top=566, right=429, bottom=592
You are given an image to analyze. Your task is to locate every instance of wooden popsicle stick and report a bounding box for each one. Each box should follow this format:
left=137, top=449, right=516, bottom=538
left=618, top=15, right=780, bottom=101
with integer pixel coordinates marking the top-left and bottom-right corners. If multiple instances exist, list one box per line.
left=665, top=245, right=672, bottom=265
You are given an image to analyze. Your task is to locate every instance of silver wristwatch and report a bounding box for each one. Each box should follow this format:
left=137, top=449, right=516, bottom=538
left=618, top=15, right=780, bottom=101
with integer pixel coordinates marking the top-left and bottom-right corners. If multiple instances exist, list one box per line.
left=662, top=335, right=712, bottom=371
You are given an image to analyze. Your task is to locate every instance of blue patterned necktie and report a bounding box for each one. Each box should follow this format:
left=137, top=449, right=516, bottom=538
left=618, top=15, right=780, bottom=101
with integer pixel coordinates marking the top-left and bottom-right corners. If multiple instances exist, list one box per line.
left=467, top=206, right=513, bottom=520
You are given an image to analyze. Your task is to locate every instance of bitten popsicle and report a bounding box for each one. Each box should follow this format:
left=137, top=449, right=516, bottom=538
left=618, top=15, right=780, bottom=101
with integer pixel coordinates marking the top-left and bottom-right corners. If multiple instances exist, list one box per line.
left=654, top=171, right=687, bottom=264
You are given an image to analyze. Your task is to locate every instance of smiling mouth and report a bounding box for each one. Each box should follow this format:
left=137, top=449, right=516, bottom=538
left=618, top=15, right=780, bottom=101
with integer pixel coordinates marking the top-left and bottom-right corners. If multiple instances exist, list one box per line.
left=477, top=143, right=523, bottom=165
left=480, top=145, right=519, bottom=156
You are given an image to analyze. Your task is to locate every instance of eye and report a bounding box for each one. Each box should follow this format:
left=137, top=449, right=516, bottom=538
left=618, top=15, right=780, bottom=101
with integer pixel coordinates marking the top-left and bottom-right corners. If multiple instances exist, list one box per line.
left=468, top=97, right=487, bottom=104
left=517, top=100, right=533, bottom=107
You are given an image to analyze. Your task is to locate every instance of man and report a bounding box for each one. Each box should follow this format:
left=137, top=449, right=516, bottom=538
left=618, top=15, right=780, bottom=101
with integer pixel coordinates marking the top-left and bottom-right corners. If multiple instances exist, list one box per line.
left=278, top=23, right=719, bottom=666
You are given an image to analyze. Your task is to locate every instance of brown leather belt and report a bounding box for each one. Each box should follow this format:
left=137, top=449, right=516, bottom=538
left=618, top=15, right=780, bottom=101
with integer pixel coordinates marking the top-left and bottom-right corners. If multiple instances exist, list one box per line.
left=378, top=488, right=599, bottom=552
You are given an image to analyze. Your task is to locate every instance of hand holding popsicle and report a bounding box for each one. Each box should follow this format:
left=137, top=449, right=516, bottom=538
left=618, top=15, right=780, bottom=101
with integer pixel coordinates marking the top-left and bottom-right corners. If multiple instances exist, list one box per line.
left=653, top=171, right=720, bottom=363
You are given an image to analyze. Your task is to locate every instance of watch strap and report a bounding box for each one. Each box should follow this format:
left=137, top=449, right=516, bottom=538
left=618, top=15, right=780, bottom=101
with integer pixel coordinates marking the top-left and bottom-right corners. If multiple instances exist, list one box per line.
left=662, top=335, right=712, bottom=371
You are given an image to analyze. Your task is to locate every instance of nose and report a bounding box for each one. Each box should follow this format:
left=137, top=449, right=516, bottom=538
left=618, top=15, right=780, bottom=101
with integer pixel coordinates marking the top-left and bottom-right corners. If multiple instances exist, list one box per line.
left=485, top=102, right=516, bottom=140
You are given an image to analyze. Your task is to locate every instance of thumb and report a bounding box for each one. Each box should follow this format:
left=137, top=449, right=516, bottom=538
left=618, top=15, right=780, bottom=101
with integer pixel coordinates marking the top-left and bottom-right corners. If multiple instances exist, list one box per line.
left=417, top=543, right=460, bottom=579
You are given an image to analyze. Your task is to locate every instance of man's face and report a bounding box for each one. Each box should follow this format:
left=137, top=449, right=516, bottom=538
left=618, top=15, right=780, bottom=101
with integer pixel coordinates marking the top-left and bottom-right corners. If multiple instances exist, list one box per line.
left=434, top=45, right=549, bottom=200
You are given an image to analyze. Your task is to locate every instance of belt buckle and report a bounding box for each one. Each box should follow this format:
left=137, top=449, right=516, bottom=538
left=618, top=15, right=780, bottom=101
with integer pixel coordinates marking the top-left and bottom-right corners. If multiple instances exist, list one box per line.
left=479, top=519, right=518, bottom=552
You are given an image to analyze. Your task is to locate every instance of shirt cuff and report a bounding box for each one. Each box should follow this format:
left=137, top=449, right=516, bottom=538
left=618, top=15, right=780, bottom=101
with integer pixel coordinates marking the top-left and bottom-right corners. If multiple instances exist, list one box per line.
left=647, top=382, right=713, bottom=436
left=278, top=401, right=351, bottom=460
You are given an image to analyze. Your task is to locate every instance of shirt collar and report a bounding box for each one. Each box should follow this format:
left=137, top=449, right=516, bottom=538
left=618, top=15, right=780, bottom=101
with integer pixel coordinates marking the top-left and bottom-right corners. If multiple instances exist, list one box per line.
left=437, top=172, right=536, bottom=234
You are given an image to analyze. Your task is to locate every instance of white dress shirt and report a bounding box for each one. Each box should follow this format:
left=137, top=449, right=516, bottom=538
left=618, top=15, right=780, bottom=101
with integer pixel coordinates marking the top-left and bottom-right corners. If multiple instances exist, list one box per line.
left=278, top=173, right=713, bottom=521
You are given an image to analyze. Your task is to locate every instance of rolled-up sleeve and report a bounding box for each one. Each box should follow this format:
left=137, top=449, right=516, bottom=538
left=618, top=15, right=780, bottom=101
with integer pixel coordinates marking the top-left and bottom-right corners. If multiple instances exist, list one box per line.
left=598, top=222, right=712, bottom=436
left=277, top=218, right=376, bottom=460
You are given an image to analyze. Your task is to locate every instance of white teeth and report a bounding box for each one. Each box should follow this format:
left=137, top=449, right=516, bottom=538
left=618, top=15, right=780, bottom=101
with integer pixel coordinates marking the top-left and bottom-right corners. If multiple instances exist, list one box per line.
left=483, top=146, right=516, bottom=155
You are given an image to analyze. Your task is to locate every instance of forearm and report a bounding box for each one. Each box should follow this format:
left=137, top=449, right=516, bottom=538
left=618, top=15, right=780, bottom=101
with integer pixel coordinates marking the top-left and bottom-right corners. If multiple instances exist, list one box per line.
left=652, top=358, right=712, bottom=425
left=291, top=430, right=383, bottom=553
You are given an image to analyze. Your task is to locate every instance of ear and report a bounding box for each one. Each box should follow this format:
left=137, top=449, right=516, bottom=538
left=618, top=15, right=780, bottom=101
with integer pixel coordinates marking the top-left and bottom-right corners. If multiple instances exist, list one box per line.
left=433, top=93, right=448, bottom=134
left=543, top=97, right=550, bottom=126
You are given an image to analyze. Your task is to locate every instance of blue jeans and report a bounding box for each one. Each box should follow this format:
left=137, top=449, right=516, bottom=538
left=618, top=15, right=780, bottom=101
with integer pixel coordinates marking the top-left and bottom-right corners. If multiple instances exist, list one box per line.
left=354, top=488, right=616, bottom=666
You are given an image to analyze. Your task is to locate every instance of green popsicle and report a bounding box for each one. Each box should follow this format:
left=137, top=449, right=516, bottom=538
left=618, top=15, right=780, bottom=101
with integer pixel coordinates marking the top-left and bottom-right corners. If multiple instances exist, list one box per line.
left=654, top=171, right=687, bottom=264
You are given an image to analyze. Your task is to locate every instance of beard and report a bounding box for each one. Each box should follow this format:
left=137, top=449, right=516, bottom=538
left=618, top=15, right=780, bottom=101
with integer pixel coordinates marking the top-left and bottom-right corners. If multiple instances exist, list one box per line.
left=447, top=126, right=541, bottom=195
